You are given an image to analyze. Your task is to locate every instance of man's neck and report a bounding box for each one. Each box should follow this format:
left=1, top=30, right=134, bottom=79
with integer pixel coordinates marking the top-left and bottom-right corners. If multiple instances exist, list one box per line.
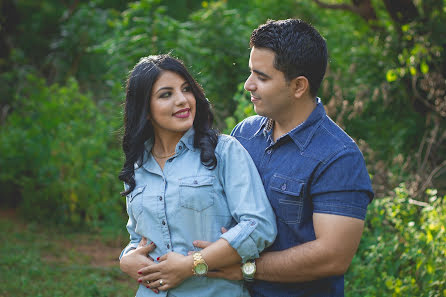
left=272, top=97, right=317, bottom=142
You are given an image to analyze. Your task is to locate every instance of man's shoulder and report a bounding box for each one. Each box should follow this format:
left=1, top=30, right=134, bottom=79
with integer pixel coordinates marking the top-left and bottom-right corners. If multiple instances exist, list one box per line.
left=304, top=115, right=362, bottom=163
left=316, top=116, right=358, bottom=148
left=231, top=115, right=266, bottom=138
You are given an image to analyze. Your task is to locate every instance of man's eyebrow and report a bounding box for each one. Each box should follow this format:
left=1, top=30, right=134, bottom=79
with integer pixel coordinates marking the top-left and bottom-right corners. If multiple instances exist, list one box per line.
left=252, top=69, right=272, bottom=79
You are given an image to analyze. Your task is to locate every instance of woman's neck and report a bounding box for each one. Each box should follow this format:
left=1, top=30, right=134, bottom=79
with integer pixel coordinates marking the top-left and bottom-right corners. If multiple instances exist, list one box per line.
left=152, top=130, right=185, bottom=156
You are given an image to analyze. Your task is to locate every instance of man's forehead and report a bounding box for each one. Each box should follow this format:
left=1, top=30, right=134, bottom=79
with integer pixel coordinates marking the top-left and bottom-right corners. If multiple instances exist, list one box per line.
left=249, top=47, right=277, bottom=75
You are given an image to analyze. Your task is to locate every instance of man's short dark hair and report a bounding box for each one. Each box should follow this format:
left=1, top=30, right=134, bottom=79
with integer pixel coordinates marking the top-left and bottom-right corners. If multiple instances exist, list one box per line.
left=250, top=19, right=328, bottom=97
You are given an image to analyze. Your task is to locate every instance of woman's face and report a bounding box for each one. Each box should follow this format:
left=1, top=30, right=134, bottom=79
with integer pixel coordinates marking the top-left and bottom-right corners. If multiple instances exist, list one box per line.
left=149, top=70, right=196, bottom=137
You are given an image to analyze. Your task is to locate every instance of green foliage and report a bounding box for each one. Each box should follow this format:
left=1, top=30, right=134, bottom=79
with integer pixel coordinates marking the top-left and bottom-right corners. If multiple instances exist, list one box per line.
left=223, top=82, right=256, bottom=134
left=346, top=187, right=446, bottom=296
left=0, top=74, right=124, bottom=227
left=48, top=4, right=114, bottom=93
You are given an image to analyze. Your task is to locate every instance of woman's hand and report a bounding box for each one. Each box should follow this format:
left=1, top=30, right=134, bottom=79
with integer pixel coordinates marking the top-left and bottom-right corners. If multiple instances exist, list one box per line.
left=137, top=252, right=194, bottom=291
left=120, top=238, right=156, bottom=281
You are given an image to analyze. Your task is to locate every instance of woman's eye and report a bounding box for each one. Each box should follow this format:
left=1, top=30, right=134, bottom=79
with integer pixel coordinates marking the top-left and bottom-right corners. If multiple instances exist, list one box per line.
left=160, top=91, right=171, bottom=98
left=183, top=85, right=191, bottom=92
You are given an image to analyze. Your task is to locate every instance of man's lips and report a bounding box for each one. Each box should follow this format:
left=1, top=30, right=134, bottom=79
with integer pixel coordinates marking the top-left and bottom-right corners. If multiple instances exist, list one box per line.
left=173, top=108, right=191, bottom=118
left=250, top=95, right=260, bottom=102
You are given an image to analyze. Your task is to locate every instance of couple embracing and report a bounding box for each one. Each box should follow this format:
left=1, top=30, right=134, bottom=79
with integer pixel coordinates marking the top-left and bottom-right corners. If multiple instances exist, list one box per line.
left=118, top=19, right=374, bottom=297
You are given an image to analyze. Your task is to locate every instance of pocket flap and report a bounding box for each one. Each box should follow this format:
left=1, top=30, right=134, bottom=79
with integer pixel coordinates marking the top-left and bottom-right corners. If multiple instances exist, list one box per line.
left=270, top=174, right=303, bottom=196
left=180, top=176, right=215, bottom=187
left=128, top=185, right=146, bottom=201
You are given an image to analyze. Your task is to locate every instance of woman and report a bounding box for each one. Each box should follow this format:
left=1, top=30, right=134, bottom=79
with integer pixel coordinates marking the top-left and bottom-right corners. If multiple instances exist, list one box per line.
left=118, top=54, right=276, bottom=296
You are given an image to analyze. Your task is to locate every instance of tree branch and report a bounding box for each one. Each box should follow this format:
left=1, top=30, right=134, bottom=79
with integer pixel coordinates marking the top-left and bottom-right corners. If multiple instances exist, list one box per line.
left=312, top=0, right=377, bottom=22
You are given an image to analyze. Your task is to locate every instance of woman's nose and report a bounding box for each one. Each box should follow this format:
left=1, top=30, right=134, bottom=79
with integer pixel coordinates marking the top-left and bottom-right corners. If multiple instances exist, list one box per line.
left=176, top=92, right=188, bottom=105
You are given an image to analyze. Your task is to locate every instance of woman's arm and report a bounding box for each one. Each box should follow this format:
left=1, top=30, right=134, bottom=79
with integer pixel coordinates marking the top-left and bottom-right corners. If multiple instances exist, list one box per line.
left=216, top=136, right=277, bottom=262
left=120, top=186, right=157, bottom=285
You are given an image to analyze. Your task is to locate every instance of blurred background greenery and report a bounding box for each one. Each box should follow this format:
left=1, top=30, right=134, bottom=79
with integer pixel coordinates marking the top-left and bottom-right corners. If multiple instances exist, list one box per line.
left=0, top=0, right=445, bottom=296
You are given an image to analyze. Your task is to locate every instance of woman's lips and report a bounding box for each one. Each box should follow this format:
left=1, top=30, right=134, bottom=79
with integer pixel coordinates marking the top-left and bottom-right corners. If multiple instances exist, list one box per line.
left=173, top=108, right=190, bottom=118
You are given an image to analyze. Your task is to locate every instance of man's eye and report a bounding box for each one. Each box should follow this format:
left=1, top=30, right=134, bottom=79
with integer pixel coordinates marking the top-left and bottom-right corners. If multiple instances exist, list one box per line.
left=258, top=76, right=267, bottom=82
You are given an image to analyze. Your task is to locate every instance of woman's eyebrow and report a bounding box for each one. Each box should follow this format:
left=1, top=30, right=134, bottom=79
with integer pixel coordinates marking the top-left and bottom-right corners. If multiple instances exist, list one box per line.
left=155, top=86, right=173, bottom=95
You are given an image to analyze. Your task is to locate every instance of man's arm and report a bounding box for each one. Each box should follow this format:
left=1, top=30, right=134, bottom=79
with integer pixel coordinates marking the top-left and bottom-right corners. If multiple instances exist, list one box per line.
left=254, top=213, right=364, bottom=282
left=195, top=213, right=364, bottom=282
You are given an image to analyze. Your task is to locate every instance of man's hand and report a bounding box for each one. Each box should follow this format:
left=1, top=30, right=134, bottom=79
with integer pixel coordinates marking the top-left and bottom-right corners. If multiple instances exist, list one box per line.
left=120, top=238, right=156, bottom=281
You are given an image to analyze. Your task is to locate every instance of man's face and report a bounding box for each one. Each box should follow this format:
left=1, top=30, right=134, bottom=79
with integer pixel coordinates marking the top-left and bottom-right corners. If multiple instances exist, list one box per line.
left=244, top=47, right=294, bottom=120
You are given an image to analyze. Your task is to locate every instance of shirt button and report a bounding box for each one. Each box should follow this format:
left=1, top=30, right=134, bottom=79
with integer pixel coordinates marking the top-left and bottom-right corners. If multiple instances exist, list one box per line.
left=162, top=220, right=166, bottom=225
left=159, top=196, right=163, bottom=201
left=267, top=149, right=272, bottom=154
left=193, top=180, right=198, bottom=184
left=179, top=145, right=183, bottom=150
left=167, top=244, right=170, bottom=249
left=168, top=159, right=173, bottom=162
left=281, top=183, right=287, bottom=191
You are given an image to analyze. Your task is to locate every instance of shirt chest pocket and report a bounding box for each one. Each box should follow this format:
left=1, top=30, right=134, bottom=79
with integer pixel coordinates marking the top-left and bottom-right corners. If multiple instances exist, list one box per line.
left=127, top=185, right=146, bottom=219
left=270, top=174, right=304, bottom=224
left=179, top=176, right=215, bottom=212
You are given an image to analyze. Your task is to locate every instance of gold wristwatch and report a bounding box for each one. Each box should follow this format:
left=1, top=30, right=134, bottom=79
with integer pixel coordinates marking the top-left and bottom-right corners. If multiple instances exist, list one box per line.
left=241, top=259, right=256, bottom=281
left=192, top=252, right=208, bottom=276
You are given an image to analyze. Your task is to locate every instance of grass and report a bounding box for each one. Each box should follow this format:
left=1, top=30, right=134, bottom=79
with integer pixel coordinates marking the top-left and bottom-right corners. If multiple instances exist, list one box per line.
left=0, top=210, right=137, bottom=297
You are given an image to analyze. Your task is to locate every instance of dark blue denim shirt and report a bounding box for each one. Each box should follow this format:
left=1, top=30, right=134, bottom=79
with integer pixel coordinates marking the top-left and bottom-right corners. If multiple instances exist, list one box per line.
left=231, top=98, right=374, bottom=297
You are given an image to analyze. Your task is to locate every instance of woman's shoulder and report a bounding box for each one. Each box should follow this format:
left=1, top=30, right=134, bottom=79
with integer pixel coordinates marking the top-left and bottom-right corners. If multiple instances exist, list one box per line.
left=215, top=134, right=246, bottom=154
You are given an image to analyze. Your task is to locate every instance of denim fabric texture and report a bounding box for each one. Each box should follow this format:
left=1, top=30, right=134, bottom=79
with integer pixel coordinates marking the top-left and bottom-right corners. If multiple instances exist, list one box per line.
left=231, top=98, right=374, bottom=297
left=120, top=128, right=277, bottom=297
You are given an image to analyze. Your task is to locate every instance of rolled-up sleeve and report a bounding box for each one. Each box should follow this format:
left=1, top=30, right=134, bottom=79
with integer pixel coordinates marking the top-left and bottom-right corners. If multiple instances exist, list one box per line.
left=217, top=136, right=277, bottom=262
left=119, top=185, right=142, bottom=260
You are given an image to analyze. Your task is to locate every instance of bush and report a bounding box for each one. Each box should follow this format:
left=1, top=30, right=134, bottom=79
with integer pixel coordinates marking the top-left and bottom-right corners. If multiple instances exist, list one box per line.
left=346, top=186, right=446, bottom=297
left=0, top=74, right=124, bottom=227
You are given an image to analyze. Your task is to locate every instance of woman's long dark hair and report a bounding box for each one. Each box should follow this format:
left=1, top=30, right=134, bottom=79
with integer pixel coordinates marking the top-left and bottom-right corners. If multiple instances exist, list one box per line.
left=119, top=54, right=219, bottom=196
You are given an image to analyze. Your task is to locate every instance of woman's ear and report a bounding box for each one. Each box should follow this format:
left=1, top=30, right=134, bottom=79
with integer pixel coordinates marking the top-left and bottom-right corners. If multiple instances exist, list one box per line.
left=291, top=76, right=309, bottom=99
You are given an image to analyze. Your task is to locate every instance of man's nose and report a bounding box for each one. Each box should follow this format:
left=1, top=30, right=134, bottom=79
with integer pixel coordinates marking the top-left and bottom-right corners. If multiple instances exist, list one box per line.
left=244, top=75, right=255, bottom=92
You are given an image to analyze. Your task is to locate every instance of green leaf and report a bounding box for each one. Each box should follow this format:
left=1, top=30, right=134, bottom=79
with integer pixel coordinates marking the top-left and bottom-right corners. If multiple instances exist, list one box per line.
left=386, top=69, right=398, bottom=82
left=420, top=61, right=429, bottom=74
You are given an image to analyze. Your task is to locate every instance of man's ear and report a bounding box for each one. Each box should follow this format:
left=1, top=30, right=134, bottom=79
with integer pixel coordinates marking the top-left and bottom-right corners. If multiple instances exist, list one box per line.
left=291, top=76, right=309, bottom=99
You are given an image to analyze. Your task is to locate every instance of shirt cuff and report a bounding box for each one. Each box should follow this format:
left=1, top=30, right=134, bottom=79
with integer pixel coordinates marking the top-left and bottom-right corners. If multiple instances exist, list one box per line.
left=313, top=191, right=370, bottom=220
left=220, top=219, right=259, bottom=262
left=119, top=242, right=139, bottom=260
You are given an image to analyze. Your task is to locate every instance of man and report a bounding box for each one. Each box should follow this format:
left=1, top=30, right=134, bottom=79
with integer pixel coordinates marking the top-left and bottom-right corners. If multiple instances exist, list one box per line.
left=193, top=19, right=374, bottom=296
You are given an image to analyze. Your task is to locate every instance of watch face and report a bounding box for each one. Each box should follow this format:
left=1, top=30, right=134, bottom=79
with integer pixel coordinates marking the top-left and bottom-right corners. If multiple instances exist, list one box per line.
left=194, top=263, right=208, bottom=275
left=243, top=262, right=255, bottom=275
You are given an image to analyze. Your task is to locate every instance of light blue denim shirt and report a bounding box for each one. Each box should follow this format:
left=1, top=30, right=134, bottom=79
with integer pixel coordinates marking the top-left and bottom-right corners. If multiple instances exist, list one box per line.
left=120, top=128, right=277, bottom=297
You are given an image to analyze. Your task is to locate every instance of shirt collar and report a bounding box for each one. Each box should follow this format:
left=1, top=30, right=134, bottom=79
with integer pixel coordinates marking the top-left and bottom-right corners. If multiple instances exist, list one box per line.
left=253, top=117, right=270, bottom=137
left=138, top=127, right=196, bottom=171
left=256, top=98, right=326, bottom=151
left=143, top=127, right=196, bottom=153
left=287, top=98, right=325, bottom=150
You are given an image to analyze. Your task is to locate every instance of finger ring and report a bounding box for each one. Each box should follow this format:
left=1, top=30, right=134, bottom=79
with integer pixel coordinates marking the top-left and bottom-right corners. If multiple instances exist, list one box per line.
left=146, top=280, right=150, bottom=285
left=159, top=279, right=164, bottom=286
